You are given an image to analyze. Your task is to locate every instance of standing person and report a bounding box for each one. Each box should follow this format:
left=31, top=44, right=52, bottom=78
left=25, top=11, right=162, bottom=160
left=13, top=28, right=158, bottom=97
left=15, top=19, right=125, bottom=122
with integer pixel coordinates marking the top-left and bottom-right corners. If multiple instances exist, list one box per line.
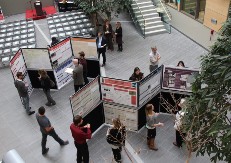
left=173, top=98, right=186, bottom=148
left=129, top=67, right=144, bottom=81
left=78, top=51, right=89, bottom=85
left=145, top=104, right=164, bottom=150
left=38, top=70, right=56, bottom=106
left=177, top=61, right=185, bottom=67
left=149, top=47, right=161, bottom=73
left=115, top=22, right=123, bottom=52
left=72, top=58, right=84, bottom=92
left=36, top=106, right=69, bottom=155
left=14, top=72, right=35, bottom=115
left=106, top=118, right=126, bottom=163
left=103, top=20, right=114, bottom=51
left=70, top=115, right=92, bottom=163
left=51, top=37, right=59, bottom=46
left=96, top=32, right=107, bottom=67
left=210, top=29, right=214, bottom=41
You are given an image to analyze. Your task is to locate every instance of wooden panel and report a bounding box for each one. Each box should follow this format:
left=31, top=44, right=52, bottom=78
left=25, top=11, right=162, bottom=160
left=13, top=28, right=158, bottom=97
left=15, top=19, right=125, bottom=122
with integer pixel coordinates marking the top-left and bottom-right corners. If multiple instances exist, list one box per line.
left=203, top=0, right=230, bottom=31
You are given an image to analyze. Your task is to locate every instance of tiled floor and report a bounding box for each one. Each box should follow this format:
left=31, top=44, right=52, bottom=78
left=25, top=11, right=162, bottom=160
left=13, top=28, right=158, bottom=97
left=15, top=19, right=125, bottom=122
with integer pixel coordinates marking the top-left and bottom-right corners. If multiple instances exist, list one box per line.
left=0, top=11, right=225, bottom=163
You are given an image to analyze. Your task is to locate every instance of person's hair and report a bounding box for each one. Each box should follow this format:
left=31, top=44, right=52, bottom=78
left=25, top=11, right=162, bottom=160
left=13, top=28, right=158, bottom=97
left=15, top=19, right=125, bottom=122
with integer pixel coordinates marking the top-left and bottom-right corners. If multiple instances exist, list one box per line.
left=145, top=104, right=153, bottom=116
left=151, top=46, right=157, bottom=51
left=112, top=118, right=123, bottom=129
left=16, top=72, right=23, bottom=78
left=134, top=67, right=140, bottom=74
left=73, top=115, right=83, bottom=126
left=51, top=37, right=57, bottom=42
left=79, top=51, right=85, bottom=57
left=98, top=31, right=102, bottom=36
left=38, top=70, right=48, bottom=78
left=116, top=22, right=121, bottom=27
left=177, top=61, right=185, bottom=67
left=38, top=106, right=46, bottom=115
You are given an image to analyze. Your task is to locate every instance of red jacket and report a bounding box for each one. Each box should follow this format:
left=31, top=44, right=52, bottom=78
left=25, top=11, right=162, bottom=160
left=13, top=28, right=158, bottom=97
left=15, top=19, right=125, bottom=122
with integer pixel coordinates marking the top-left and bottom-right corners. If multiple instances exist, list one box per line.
left=70, top=123, right=92, bottom=144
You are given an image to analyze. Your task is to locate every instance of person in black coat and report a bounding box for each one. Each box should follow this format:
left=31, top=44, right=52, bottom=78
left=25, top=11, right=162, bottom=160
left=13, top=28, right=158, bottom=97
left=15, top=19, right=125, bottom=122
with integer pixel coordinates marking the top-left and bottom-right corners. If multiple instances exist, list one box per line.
left=103, top=20, right=114, bottom=51
left=38, top=70, right=56, bottom=106
left=115, top=22, right=123, bottom=52
left=129, top=67, right=144, bottom=81
left=78, top=51, right=89, bottom=85
left=106, top=118, right=126, bottom=163
left=96, top=32, right=107, bottom=67
left=51, top=37, right=59, bottom=46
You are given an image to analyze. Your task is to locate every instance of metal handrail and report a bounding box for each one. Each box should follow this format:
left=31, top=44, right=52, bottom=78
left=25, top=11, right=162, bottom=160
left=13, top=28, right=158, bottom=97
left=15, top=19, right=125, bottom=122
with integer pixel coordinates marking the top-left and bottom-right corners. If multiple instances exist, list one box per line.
left=159, top=0, right=172, bottom=21
left=134, top=0, right=146, bottom=38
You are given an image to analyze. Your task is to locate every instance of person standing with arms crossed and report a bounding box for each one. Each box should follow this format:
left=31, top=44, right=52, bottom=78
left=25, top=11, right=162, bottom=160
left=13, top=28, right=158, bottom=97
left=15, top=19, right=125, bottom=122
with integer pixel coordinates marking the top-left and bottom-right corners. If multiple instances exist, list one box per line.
left=14, top=72, right=35, bottom=115
left=70, top=115, right=92, bottom=163
left=149, top=47, right=161, bottom=73
left=96, top=32, right=107, bottom=67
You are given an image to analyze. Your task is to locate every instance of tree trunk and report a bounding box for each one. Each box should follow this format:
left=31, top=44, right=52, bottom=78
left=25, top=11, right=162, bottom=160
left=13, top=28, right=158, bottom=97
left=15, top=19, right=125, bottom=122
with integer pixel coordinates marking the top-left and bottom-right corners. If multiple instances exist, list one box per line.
left=186, top=142, right=192, bottom=163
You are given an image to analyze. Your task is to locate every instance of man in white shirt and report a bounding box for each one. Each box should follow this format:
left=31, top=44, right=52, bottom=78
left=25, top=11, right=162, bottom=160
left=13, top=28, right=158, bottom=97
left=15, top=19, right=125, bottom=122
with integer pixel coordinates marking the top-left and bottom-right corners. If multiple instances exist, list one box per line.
left=149, top=47, right=160, bottom=73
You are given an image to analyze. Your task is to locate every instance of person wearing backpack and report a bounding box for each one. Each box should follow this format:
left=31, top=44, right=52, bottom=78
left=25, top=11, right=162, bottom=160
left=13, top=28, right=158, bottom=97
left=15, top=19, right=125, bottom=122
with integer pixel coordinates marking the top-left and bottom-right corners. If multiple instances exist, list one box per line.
left=106, top=118, right=126, bottom=163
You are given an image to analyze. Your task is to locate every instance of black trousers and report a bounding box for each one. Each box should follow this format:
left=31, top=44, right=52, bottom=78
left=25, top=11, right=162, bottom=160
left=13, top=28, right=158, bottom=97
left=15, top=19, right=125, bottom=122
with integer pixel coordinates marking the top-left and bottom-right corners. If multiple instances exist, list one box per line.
left=74, top=142, right=89, bottom=163
left=98, top=50, right=106, bottom=64
left=83, top=72, right=89, bottom=85
left=74, top=85, right=83, bottom=92
left=112, top=147, right=122, bottom=162
left=147, top=128, right=156, bottom=139
left=41, top=129, right=64, bottom=152
left=118, top=44, right=123, bottom=51
left=176, top=130, right=185, bottom=147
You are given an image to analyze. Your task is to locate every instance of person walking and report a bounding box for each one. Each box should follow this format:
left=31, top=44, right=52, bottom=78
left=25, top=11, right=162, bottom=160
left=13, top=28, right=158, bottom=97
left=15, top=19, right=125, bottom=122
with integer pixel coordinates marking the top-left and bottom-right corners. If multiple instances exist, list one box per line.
left=149, top=47, right=161, bottom=73
left=78, top=51, right=89, bottom=85
left=103, top=20, right=113, bottom=51
left=96, top=32, right=107, bottom=67
left=36, top=106, right=69, bottom=155
left=173, top=98, right=186, bottom=148
left=145, top=104, right=164, bottom=150
left=70, top=115, right=92, bottom=163
left=14, top=72, right=35, bottom=115
left=115, top=22, right=123, bottom=52
left=72, top=58, right=84, bottom=92
left=38, top=70, right=56, bottom=106
left=129, top=67, right=144, bottom=81
left=106, top=118, right=126, bottom=163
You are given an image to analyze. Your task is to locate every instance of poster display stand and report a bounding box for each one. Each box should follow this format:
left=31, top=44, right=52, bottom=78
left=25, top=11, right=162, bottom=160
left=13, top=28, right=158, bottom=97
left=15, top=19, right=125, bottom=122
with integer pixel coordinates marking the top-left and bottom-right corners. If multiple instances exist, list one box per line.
left=70, top=76, right=101, bottom=118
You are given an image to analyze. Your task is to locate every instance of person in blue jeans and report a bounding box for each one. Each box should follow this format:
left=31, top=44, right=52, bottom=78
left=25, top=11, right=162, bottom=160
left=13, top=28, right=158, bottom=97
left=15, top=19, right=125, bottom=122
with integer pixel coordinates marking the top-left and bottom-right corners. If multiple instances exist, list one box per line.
left=36, top=106, right=69, bottom=155
left=14, top=72, right=35, bottom=115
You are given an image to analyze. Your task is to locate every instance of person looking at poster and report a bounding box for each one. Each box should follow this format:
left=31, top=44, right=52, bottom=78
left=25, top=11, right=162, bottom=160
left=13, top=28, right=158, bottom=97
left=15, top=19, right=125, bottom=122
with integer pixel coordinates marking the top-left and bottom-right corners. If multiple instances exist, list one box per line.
left=177, top=61, right=185, bottom=68
left=72, top=58, right=84, bottom=92
left=70, top=115, right=92, bottom=163
left=145, top=104, right=164, bottom=150
left=149, top=46, right=160, bottom=73
left=38, top=70, right=56, bottom=106
left=78, top=51, right=89, bottom=85
left=14, top=72, right=35, bottom=115
left=129, top=67, right=144, bottom=81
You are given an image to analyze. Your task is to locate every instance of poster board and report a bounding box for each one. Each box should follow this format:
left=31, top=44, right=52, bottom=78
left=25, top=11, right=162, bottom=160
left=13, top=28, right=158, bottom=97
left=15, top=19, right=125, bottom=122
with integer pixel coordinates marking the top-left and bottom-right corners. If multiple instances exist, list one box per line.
left=162, top=66, right=199, bottom=92
left=139, top=66, right=162, bottom=106
left=100, top=77, right=138, bottom=107
left=54, top=58, right=74, bottom=89
left=70, top=76, right=101, bottom=118
left=10, top=49, right=33, bottom=96
left=21, top=48, right=52, bottom=69
left=71, top=37, right=97, bottom=58
left=48, top=37, right=73, bottom=68
left=104, top=102, right=138, bottom=131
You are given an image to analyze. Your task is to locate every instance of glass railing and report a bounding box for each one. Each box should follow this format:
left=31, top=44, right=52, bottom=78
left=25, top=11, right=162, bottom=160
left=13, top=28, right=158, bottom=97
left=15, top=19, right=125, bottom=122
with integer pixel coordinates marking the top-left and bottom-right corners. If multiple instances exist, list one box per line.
left=152, top=0, right=172, bottom=33
left=128, top=0, right=146, bottom=38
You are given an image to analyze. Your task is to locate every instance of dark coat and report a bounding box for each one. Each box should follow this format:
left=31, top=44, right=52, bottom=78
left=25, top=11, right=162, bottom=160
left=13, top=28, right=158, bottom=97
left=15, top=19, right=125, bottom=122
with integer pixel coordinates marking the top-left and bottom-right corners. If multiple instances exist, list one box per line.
left=79, top=58, right=87, bottom=73
left=40, top=76, right=51, bottom=91
left=96, top=36, right=107, bottom=53
left=129, top=72, right=144, bottom=81
left=107, top=126, right=126, bottom=146
left=103, top=24, right=113, bottom=37
left=115, top=27, right=122, bottom=44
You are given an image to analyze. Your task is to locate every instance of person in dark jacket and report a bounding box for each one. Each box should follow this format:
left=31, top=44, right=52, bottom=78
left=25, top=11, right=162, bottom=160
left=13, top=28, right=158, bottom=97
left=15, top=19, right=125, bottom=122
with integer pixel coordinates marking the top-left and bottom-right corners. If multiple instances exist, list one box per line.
left=38, top=70, right=56, bottom=106
left=103, top=20, right=114, bottom=51
left=106, top=118, right=126, bottom=163
left=14, top=72, right=35, bottom=115
left=115, top=22, right=123, bottom=52
left=72, top=59, right=84, bottom=92
left=129, top=67, right=144, bottom=81
left=78, top=51, right=89, bottom=85
left=96, top=32, right=107, bottom=67
left=51, top=37, right=59, bottom=46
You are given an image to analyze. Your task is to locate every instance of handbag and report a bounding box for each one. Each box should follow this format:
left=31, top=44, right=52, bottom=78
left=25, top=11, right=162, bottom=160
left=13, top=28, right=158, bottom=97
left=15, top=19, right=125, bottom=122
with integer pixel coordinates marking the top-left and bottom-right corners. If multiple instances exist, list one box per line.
left=50, top=79, right=55, bottom=87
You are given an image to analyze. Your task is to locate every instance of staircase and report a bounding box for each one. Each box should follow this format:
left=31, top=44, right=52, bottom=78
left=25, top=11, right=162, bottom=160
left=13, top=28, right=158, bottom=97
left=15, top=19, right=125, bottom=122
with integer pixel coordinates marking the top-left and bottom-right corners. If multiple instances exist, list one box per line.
left=130, top=0, right=170, bottom=37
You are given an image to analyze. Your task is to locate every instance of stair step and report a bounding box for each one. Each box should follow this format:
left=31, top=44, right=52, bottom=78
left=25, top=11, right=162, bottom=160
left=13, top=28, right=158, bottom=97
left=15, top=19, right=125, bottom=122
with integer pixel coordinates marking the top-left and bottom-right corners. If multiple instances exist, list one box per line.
left=134, top=8, right=156, bottom=14
left=131, top=1, right=152, bottom=6
left=142, top=24, right=164, bottom=29
left=138, top=17, right=161, bottom=21
left=145, top=21, right=163, bottom=26
left=137, top=13, right=158, bottom=17
left=133, top=5, right=154, bottom=10
left=145, top=29, right=167, bottom=36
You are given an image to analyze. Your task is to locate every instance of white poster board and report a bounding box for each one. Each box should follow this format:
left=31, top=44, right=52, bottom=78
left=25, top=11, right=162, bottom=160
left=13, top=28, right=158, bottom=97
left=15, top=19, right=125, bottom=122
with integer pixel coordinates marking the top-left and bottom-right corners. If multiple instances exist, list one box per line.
left=104, top=102, right=138, bottom=131
left=48, top=38, right=73, bottom=68
left=100, top=77, right=138, bottom=107
left=22, top=49, right=52, bottom=69
left=71, top=37, right=97, bottom=58
left=54, top=58, right=74, bottom=89
left=10, top=49, right=33, bottom=96
left=139, top=66, right=162, bottom=106
left=70, top=77, right=101, bottom=117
